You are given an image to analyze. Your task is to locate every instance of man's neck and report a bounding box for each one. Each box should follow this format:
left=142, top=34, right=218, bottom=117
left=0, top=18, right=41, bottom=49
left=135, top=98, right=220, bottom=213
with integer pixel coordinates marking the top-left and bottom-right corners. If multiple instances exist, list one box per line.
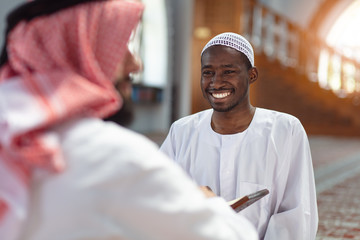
left=211, top=105, right=256, bottom=134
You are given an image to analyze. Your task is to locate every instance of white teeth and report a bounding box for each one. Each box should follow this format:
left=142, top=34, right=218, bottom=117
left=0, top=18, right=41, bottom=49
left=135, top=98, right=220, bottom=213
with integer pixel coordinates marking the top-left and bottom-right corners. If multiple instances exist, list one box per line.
left=212, top=92, right=231, bottom=99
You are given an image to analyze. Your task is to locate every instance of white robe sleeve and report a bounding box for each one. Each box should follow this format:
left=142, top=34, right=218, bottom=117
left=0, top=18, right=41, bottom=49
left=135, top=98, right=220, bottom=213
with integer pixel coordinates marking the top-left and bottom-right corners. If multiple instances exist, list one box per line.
left=18, top=120, right=258, bottom=240
left=159, top=123, right=176, bottom=160
left=264, top=120, right=318, bottom=240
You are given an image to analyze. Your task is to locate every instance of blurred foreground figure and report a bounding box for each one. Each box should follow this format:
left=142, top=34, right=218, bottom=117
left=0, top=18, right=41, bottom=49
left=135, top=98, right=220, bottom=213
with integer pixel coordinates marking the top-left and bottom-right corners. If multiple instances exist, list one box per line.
left=0, top=1, right=258, bottom=240
left=161, top=32, right=318, bottom=240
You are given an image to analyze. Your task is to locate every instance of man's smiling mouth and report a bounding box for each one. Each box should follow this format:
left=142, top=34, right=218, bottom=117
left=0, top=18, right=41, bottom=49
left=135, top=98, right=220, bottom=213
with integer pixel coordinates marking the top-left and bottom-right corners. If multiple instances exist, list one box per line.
left=211, top=91, right=231, bottom=99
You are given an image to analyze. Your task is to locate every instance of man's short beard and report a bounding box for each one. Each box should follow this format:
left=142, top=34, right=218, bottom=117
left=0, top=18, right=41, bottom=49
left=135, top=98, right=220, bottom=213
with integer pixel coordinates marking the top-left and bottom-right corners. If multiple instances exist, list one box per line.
left=212, top=102, right=237, bottom=112
left=104, top=97, right=134, bottom=126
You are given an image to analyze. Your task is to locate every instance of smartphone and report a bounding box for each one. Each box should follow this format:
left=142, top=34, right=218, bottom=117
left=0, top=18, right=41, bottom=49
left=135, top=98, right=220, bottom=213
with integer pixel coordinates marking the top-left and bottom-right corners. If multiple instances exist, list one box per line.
left=228, top=189, right=269, bottom=212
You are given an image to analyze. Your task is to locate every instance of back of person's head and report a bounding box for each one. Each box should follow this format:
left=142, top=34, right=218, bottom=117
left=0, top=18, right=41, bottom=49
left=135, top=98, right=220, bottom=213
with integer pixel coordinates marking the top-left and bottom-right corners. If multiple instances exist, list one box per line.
left=0, top=2, right=145, bottom=238
left=0, top=0, right=144, bottom=170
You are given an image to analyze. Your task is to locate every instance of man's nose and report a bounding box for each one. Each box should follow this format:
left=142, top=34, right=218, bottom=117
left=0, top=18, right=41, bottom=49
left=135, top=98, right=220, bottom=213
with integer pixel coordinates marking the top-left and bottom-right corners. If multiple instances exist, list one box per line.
left=211, top=72, right=223, bottom=86
left=126, top=52, right=142, bottom=74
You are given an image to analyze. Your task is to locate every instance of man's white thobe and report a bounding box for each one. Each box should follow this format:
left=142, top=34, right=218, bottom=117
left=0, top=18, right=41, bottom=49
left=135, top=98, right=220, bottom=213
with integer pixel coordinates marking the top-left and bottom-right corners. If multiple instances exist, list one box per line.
left=0, top=77, right=259, bottom=240
left=160, top=108, right=318, bottom=240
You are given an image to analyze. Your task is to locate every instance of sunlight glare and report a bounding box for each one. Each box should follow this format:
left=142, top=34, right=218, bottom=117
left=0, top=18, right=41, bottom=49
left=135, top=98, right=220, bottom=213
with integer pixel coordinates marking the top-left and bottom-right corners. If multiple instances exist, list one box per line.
left=326, top=0, right=360, bottom=61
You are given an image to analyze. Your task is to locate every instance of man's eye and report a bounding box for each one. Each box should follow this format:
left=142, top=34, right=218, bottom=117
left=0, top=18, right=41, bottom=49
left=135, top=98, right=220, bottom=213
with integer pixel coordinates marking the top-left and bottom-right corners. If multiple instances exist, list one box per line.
left=202, top=71, right=213, bottom=76
left=224, top=70, right=235, bottom=74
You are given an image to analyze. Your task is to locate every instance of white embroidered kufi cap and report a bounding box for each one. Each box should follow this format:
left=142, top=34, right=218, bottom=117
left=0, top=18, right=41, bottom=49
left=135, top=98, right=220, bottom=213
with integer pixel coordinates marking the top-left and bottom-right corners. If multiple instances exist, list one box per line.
left=201, top=32, right=254, bottom=67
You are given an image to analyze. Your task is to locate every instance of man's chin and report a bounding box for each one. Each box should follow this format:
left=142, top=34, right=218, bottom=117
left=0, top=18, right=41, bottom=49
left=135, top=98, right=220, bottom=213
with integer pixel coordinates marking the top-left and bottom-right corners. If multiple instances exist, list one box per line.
left=104, top=98, right=134, bottom=126
left=212, top=103, right=237, bottom=113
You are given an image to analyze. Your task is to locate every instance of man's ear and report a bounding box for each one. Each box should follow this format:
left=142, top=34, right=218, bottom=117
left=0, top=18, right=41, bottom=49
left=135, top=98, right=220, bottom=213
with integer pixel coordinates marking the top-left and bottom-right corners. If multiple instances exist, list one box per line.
left=248, top=67, right=258, bottom=84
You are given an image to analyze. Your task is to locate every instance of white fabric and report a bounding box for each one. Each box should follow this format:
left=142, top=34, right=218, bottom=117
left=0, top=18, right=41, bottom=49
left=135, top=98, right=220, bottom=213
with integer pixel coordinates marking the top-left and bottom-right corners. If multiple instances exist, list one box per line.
left=201, top=32, right=255, bottom=67
left=0, top=76, right=42, bottom=240
left=0, top=158, right=28, bottom=240
left=18, top=119, right=258, bottom=240
left=0, top=78, right=259, bottom=240
left=0, top=76, right=47, bottom=142
left=160, top=108, right=318, bottom=240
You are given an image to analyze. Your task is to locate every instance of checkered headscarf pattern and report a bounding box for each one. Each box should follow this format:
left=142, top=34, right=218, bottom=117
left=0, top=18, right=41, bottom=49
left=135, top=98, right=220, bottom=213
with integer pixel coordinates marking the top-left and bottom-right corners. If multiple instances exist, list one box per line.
left=201, top=32, right=254, bottom=67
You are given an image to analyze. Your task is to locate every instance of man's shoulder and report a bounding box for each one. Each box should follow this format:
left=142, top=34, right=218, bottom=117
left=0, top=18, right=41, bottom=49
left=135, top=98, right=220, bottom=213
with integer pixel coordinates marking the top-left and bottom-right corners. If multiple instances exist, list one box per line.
left=254, top=108, right=306, bottom=137
left=254, top=108, right=308, bottom=146
left=103, top=121, right=160, bottom=150
left=172, top=109, right=212, bottom=128
left=59, top=117, right=159, bottom=154
left=256, top=107, right=301, bottom=125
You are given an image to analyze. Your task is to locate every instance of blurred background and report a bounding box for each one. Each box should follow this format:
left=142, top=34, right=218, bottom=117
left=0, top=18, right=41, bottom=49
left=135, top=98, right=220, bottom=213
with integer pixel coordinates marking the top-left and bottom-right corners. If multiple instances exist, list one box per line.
left=2, top=0, right=360, bottom=137
left=1, top=0, right=360, bottom=238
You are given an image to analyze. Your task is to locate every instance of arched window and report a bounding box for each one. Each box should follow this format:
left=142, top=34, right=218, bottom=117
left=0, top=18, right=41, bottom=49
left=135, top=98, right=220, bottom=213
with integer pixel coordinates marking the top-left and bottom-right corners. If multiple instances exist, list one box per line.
left=318, top=1, right=360, bottom=96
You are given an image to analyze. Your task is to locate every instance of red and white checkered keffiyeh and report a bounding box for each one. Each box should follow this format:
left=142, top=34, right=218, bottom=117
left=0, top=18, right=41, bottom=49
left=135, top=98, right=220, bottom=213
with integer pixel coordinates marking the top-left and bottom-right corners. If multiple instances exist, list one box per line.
left=0, top=0, right=143, bottom=237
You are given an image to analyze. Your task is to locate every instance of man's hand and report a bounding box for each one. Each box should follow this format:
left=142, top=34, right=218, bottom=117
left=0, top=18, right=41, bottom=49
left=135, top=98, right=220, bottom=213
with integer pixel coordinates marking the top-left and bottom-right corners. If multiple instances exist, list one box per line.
left=199, top=186, right=216, bottom=198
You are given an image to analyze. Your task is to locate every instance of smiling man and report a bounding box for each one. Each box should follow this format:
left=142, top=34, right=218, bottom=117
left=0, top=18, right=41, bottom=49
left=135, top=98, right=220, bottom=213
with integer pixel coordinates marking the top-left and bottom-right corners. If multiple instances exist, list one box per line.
left=160, top=32, right=318, bottom=240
